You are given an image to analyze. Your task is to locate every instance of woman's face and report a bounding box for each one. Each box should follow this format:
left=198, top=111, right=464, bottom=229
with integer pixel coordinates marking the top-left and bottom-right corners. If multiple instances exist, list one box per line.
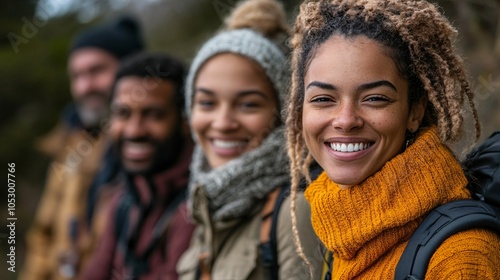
left=302, top=35, right=424, bottom=189
left=191, top=53, right=278, bottom=168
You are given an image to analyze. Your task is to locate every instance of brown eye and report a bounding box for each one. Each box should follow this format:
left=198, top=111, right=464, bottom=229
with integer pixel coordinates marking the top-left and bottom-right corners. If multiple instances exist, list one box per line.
left=146, top=109, right=166, bottom=120
left=363, top=95, right=393, bottom=104
left=311, top=97, right=331, bottom=103
left=195, top=99, right=215, bottom=110
left=239, top=102, right=260, bottom=109
left=112, top=105, right=130, bottom=120
left=309, top=94, right=336, bottom=105
left=199, top=100, right=214, bottom=107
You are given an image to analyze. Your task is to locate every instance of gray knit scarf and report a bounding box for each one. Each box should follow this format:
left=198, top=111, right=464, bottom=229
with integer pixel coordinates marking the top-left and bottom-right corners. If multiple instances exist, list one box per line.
left=188, top=127, right=290, bottom=222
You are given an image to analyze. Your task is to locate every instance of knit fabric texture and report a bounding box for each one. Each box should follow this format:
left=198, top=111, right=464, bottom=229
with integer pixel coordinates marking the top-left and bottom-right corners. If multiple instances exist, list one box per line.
left=70, top=15, right=144, bottom=59
left=305, top=126, right=500, bottom=279
left=188, top=127, right=289, bottom=222
left=184, top=29, right=289, bottom=120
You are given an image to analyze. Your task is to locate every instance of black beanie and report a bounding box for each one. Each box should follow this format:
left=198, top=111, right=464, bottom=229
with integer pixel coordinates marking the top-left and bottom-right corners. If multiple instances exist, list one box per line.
left=70, top=15, right=144, bottom=59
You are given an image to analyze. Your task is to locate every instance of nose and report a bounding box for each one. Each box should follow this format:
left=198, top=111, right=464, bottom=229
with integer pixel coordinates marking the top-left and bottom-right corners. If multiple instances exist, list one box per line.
left=123, top=115, right=147, bottom=139
left=212, top=105, right=238, bottom=131
left=331, top=102, right=363, bottom=132
left=73, top=73, right=98, bottom=98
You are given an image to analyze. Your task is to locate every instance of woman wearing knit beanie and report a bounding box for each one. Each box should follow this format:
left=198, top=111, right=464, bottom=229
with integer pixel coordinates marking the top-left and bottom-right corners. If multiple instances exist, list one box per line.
left=177, top=0, right=323, bottom=279
left=286, top=0, right=500, bottom=279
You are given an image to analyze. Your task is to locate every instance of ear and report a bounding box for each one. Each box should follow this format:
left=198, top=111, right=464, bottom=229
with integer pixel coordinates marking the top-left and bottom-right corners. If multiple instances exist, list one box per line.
left=407, top=96, right=427, bottom=132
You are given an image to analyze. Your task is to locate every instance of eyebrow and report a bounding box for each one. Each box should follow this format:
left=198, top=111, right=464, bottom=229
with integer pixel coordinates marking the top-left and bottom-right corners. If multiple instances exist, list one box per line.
left=306, top=81, right=337, bottom=91
left=195, top=87, right=270, bottom=99
left=357, top=80, right=397, bottom=92
left=110, top=102, right=168, bottom=114
left=195, top=87, right=214, bottom=95
left=110, top=101, right=125, bottom=109
left=306, top=80, right=397, bottom=92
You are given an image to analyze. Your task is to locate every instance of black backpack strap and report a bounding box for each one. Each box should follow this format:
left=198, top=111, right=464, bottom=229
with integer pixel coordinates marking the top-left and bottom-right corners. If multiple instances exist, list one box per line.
left=395, top=199, right=500, bottom=280
left=464, top=130, right=500, bottom=207
left=264, top=164, right=323, bottom=280
left=263, top=184, right=291, bottom=280
left=260, top=184, right=289, bottom=280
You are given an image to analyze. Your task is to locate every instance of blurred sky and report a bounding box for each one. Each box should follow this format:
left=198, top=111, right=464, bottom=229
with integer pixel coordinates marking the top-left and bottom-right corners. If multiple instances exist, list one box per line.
left=36, top=0, right=163, bottom=22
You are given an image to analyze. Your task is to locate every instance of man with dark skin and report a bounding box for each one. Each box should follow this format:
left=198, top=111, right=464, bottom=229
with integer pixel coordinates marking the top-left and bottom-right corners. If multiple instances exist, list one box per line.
left=80, top=52, right=195, bottom=280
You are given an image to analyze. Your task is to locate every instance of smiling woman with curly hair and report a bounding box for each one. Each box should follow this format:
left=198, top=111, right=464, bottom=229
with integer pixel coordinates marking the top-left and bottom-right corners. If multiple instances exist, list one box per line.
left=286, top=0, right=500, bottom=279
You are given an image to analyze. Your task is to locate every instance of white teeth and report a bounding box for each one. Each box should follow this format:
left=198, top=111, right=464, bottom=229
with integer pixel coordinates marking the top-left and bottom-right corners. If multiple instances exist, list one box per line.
left=122, top=142, right=153, bottom=158
left=124, top=142, right=151, bottom=151
left=330, top=142, right=371, bottom=153
left=213, top=140, right=246, bottom=149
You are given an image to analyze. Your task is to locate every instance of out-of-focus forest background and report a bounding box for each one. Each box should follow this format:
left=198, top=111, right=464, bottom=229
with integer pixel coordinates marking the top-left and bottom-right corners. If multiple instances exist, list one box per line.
left=0, top=0, right=499, bottom=278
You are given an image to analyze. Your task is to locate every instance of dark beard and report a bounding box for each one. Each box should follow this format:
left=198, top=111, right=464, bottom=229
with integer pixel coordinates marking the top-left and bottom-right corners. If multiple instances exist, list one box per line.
left=114, top=122, right=186, bottom=176
left=145, top=124, right=185, bottom=175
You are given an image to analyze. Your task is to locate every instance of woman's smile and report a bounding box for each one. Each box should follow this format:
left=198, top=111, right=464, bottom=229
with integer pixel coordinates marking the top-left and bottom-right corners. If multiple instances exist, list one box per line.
left=191, top=53, right=278, bottom=168
left=302, top=35, right=424, bottom=189
left=210, top=138, right=248, bottom=156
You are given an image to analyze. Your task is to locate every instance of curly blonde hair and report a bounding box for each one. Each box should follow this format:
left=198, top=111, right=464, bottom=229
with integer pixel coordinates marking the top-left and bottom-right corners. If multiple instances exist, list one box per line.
left=286, top=0, right=481, bottom=272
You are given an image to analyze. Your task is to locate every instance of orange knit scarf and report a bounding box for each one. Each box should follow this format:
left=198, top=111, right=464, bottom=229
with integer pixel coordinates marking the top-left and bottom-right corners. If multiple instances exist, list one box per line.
left=305, top=127, right=471, bottom=279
